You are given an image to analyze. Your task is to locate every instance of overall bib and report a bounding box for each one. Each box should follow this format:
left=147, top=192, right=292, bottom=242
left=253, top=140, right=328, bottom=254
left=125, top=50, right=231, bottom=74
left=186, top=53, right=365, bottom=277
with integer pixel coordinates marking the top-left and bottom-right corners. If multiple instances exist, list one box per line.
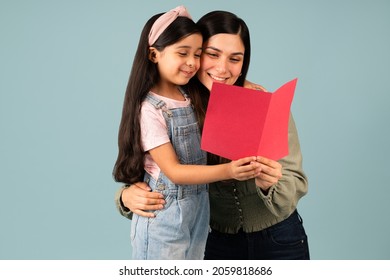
left=131, top=92, right=209, bottom=259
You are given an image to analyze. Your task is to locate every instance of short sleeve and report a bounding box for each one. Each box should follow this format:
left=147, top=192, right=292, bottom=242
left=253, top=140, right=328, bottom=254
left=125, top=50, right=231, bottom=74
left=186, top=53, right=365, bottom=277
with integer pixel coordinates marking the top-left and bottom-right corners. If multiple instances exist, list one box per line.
left=140, top=102, right=170, bottom=151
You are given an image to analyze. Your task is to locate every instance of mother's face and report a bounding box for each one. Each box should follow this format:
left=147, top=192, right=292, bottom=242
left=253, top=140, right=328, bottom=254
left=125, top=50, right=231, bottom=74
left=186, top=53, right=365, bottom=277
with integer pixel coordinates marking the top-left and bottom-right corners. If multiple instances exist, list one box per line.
left=197, top=33, right=245, bottom=91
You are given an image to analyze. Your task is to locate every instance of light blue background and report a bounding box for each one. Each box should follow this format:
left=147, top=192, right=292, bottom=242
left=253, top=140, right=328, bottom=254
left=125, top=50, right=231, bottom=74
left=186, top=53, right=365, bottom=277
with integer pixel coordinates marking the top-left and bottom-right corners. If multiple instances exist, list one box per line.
left=1, top=0, right=389, bottom=260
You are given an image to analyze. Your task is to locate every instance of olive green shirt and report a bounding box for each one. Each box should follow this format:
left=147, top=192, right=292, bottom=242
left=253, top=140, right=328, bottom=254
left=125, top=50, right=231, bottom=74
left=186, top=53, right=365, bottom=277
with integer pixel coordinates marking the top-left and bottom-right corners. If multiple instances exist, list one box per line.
left=114, top=114, right=308, bottom=234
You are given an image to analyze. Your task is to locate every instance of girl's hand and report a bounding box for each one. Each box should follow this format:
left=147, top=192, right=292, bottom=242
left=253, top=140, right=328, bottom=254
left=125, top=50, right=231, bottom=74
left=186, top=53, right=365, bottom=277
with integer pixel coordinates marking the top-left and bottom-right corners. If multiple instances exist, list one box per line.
left=122, top=182, right=165, bottom=218
left=229, top=156, right=262, bottom=181
left=255, top=156, right=282, bottom=192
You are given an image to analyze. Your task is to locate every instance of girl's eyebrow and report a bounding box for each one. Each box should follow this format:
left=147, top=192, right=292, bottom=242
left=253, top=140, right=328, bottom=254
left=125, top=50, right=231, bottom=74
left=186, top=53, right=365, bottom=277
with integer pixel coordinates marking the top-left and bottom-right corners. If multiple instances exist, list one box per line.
left=176, top=45, right=192, bottom=49
left=176, top=45, right=203, bottom=51
left=205, top=46, right=244, bottom=56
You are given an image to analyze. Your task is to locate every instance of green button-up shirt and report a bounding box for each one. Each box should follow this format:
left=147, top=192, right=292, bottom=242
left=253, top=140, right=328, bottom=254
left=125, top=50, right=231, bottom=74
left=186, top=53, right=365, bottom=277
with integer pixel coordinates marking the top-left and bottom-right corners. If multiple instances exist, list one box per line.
left=115, top=114, right=308, bottom=234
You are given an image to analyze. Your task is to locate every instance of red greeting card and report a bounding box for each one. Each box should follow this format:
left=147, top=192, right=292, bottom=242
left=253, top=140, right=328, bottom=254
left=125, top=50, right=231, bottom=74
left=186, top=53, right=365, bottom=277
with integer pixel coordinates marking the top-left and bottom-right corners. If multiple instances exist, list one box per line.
left=201, top=78, right=297, bottom=160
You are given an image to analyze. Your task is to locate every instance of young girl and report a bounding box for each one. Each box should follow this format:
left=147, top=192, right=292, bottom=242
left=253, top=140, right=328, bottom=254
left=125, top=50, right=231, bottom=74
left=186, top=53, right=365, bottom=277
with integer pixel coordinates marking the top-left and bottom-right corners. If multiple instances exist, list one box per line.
left=113, top=6, right=261, bottom=260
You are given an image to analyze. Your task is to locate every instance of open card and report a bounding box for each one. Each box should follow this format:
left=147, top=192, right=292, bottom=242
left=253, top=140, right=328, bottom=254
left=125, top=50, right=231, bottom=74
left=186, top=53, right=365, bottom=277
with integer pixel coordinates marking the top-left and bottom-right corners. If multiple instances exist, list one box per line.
left=201, top=78, right=297, bottom=160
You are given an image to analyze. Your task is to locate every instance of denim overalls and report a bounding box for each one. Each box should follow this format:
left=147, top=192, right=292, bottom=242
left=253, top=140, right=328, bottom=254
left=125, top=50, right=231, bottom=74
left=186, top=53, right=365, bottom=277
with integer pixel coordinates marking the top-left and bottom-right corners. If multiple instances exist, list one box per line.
left=131, top=92, right=210, bottom=260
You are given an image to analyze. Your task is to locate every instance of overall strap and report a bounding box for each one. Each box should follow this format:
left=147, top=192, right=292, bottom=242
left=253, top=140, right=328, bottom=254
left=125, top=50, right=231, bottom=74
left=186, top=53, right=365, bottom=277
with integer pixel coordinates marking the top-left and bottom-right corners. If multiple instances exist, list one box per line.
left=144, top=93, right=173, bottom=139
left=178, top=87, right=189, bottom=100
left=145, top=93, right=171, bottom=114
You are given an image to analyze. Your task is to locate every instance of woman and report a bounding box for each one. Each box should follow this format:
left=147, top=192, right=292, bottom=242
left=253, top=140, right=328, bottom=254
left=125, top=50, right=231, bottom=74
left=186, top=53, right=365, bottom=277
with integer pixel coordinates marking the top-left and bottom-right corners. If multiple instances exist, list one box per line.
left=115, top=10, right=309, bottom=260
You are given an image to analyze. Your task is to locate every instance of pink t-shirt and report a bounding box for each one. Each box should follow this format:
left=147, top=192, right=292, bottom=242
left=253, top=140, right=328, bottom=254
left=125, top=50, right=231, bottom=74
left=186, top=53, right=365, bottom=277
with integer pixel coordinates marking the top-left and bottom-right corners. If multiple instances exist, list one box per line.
left=141, top=92, right=191, bottom=179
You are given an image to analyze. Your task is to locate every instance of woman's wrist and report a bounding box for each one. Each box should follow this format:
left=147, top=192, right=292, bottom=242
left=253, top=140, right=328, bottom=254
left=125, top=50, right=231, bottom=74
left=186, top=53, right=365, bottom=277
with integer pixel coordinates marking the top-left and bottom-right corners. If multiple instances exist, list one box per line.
left=120, top=185, right=131, bottom=211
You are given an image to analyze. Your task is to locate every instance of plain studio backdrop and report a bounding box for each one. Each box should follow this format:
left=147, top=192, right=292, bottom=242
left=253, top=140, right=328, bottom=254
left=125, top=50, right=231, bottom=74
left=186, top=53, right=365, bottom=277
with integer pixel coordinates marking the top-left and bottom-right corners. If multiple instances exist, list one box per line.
left=1, top=0, right=389, bottom=260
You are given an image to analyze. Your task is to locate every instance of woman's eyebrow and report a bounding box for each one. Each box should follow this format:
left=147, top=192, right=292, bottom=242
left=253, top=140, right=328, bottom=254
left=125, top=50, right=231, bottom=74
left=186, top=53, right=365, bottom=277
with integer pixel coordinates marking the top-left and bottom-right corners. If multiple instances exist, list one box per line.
left=204, top=46, right=221, bottom=52
left=205, top=46, right=244, bottom=56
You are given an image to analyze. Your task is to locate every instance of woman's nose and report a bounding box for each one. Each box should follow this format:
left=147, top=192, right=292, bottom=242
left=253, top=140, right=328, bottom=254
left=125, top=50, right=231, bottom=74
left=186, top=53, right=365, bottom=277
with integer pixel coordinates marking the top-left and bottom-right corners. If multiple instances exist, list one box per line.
left=215, top=59, right=227, bottom=73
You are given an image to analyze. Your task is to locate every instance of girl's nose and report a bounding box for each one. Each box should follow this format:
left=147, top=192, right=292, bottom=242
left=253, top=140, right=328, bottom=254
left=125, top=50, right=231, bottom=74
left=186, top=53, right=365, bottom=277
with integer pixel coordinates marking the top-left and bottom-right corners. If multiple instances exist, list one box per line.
left=187, top=58, right=195, bottom=68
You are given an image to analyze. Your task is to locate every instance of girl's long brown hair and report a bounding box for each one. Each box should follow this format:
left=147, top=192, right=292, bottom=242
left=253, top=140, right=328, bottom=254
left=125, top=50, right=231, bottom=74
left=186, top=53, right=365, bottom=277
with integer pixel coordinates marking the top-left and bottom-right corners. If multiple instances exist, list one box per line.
left=113, top=15, right=201, bottom=184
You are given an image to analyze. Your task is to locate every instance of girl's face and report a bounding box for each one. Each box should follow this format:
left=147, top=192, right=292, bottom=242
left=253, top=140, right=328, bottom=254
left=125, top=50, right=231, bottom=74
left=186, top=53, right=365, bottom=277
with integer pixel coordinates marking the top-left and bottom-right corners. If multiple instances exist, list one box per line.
left=197, top=33, right=245, bottom=91
left=153, top=33, right=202, bottom=88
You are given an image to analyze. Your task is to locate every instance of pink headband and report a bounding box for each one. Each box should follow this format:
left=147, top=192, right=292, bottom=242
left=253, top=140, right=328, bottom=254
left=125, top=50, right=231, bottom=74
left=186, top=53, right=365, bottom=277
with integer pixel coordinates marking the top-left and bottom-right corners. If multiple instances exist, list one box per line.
left=148, top=5, right=192, bottom=46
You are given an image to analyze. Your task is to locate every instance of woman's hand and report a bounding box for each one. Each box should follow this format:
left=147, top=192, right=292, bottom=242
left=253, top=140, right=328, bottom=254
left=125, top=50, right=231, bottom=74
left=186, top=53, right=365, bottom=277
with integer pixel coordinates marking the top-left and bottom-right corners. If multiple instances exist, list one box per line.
left=228, top=156, right=262, bottom=181
left=255, top=157, right=282, bottom=192
left=244, top=80, right=267, bottom=91
left=122, top=182, right=165, bottom=218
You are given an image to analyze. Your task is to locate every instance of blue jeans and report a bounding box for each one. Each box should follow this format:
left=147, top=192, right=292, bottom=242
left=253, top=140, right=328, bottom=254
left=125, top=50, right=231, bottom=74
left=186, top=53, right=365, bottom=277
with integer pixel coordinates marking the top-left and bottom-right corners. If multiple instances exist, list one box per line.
left=204, top=210, right=310, bottom=260
left=131, top=174, right=209, bottom=259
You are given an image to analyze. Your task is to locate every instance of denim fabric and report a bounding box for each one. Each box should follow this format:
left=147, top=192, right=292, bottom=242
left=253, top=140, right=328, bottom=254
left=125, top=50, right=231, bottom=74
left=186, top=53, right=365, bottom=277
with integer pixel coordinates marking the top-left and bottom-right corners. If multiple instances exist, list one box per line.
left=131, top=92, right=209, bottom=260
left=204, top=210, right=310, bottom=260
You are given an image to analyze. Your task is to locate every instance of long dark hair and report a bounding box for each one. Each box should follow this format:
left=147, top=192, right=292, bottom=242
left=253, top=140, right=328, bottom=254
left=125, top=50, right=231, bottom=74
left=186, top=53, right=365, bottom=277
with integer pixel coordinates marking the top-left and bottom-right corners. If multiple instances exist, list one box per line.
left=184, top=11, right=251, bottom=165
left=198, top=10, right=251, bottom=86
left=113, top=14, right=201, bottom=184
left=185, top=10, right=251, bottom=142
